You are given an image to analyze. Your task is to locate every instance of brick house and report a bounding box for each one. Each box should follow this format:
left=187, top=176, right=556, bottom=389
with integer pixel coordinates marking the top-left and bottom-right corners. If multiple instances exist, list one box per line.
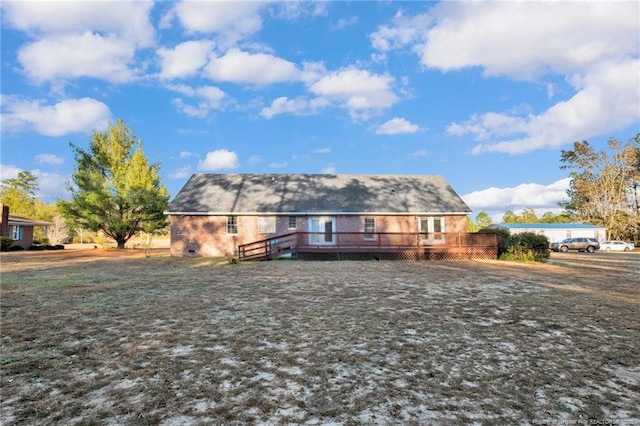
left=163, top=174, right=501, bottom=260
left=0, top=204, right=52, bottom=248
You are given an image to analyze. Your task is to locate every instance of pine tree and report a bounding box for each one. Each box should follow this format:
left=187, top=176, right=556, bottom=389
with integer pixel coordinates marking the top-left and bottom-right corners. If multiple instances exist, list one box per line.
left=59, top=119, right=169, bottom=249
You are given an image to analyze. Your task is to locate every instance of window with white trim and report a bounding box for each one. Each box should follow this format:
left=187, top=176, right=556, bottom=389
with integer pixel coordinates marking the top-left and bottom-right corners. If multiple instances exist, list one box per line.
left=433, top=217, right=443, bottom=239
left=419, top=217, right=427, bottom=237
left=258, top=216, right=276, bottom=233
left=288, top=216, right=297, bottom=230
left=226, top=216, right=238, bottom=235
left=9, top=225, right=23, bottom=240
left=419, top=217, right=445, bottom=241
left=364, top=217, right=376, bottom=240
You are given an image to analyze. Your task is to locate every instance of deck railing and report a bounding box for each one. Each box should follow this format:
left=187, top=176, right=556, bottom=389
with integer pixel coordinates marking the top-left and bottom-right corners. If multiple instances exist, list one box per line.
left=237, top=231, right=298, bottom=261
left=237, top=231, right=502, bottom=261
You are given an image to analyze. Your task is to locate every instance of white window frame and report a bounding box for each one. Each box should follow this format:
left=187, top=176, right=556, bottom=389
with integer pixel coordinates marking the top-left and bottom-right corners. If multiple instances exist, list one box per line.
left=308, top=217, right=336, bottom=245
left=9, top=225, right=23, bottom=240
left=226, top=216, right=238, bottom=235
left=288, top=216, right=297, bottom=230
left=364, top=217, right=376, bottom=240
left=258, top=216, right=276, bottom=234
left=419, top=217, right=445, bottom=243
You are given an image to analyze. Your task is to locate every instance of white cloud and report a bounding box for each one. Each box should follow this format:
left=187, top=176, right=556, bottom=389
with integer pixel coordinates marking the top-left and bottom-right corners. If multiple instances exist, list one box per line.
left=169, top=166, right=193, bottom=180
left=35, top=154, right=64, bottom=165
left=462, top=178, right=571, bottom=212
left=546, top=83, right=556, bottom=100
left=409, top=149, right=428, bottom=158
left=248, top=155, right=263, bottom=165
left=447, top=113, right=529, bottom=141
left=204, top=48, right=300, bottom=85
left=333, top=16, right=359, bottom=31
left=164, top=1, right=264, bottom=45
left=321, top=166, right=336, bottom=174
left=157, top=40, right=214, bottom=80
left=269, top=162, right=288, bottom=169
left=33, top=170, right=69, bottom=201
left=414, top=2, right=639, bottom=79
left=370, top=11, right=431, bottom=52
left=372, top=2, right=640, bottom=154
left=2, top=1, right=155, bottom=46
left=18, top=32, right=138, bottom=84
left=171, top=99, right=205, bottom=119
left=314, top=148, right=331, bottom=154
left=0, top=164, right=69, bottom=201
left=375, top=117, right=419, bottom=135
left=166, top=84, right=196, bottom=97
left=309, top=67, right=399, bottom=121
left=179, top=151, right=198, bottom=159
left=299, top=61, right=329, bottom=85
left=464, top=59, right=640, bottom=154
left=273, top=2, right=328, bottom=21
left=1, top=96, right=111, bottom=137
left=198, top=149, right=240, bottom=171
left=260, top=96, right=329, bottom=119
left=0, top=164, right=21, bottom=181
left=5, top=1, right=154, bottom=86
left=169, top=85, right=228, bottom=118
left=261, top=64, right=405, bottom=123
left=197, top=86, right=228, bottom=107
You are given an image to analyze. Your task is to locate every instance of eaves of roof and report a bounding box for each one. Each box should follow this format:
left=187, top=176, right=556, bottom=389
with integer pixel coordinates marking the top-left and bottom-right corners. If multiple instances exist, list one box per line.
left=5, top=215, right=52, bottom=227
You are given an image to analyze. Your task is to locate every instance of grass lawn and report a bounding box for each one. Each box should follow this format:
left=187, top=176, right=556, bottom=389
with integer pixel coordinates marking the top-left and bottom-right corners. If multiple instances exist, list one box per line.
left=1, top=249, right=639, bottom=425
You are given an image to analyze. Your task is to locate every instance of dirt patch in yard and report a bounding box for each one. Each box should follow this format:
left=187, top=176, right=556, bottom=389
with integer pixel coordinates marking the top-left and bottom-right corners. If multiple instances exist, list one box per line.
left=1, top=250, right=638, bottom=424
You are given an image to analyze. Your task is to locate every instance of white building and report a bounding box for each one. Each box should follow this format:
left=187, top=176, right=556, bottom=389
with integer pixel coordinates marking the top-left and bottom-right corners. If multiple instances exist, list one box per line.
left=496, top=223, right=607, bottom=243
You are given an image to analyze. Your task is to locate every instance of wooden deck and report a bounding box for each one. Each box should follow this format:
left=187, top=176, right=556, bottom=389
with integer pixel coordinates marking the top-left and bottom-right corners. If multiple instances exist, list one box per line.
left=238, top=232, right=503, bottom=261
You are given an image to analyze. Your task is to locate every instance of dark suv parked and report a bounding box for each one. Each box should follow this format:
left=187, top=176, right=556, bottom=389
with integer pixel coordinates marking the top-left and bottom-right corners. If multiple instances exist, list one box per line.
left=551, top=237, right=600, bottom=253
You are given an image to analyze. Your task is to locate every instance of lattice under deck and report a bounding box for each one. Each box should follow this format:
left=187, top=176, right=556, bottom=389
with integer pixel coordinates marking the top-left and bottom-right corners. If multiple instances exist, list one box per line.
left=295, top=249, right=498, bottom=261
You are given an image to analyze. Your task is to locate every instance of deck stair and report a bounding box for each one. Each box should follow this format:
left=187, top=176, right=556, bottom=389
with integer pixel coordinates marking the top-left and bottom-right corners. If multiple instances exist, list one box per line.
left=237, top=232, right=297, bottom=261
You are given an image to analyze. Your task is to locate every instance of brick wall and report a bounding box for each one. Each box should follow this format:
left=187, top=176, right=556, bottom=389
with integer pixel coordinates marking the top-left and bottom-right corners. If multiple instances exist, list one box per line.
left=170, top=214, right=469, bottom=257
left=0, top=204, right=9, bottom=237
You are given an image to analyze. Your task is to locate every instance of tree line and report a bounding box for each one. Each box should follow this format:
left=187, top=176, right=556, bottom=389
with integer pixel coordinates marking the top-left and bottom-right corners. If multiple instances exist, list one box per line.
left=2, top=120, right=639, bottom=248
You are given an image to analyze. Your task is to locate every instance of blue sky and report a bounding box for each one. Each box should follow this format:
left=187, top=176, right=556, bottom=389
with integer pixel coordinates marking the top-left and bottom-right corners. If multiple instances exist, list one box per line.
left=1, top=1, right=639, bottom=221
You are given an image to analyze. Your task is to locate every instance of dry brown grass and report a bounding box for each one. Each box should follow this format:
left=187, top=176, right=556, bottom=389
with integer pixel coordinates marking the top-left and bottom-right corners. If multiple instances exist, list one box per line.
left=1, top=249, right=639, bottom=425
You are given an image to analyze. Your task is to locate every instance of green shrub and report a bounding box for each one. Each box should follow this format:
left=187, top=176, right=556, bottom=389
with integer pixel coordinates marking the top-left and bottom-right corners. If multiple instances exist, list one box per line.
left=0, top=237, right=14, bottom=252
left=28, top=245, right=45, bottom=251
left=8, top=245, right=25, bottom=251
left=501, top=232, right=550, bottom=262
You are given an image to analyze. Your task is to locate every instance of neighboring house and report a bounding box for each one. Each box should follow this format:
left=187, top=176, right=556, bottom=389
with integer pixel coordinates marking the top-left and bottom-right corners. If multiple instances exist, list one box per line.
left=496, top=223, right=608, bottom=243
left=0, top=204, right=52, bottom=248
left=165, top=174, right=499, bottom=260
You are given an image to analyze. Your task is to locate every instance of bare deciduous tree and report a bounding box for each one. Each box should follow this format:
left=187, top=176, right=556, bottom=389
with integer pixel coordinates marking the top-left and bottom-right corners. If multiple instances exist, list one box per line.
left=47, top=213, right=69, bottom=245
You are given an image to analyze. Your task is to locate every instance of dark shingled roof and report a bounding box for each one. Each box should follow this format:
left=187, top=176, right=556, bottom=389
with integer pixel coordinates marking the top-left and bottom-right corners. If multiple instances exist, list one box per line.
left=165, top=174, right=471, bottom=215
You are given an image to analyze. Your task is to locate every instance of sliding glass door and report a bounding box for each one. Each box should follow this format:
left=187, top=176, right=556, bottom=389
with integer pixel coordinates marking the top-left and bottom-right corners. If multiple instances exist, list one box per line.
left=309, top=217, right=336, bottom=245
